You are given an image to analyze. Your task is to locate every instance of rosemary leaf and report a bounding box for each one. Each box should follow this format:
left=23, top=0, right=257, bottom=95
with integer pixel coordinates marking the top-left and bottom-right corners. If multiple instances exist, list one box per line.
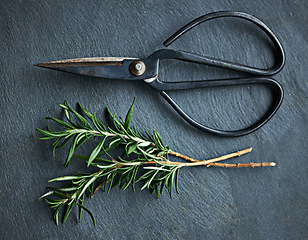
left=124, top=97, right=136, bottom=130
left=88, top=137, right=107, bottom=167
left=77, top=203, right=96, bottom=227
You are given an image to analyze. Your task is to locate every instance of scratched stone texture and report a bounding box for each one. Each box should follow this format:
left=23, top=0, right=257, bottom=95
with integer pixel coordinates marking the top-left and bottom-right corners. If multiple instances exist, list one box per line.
left=0, top=0, right=307, bottom=239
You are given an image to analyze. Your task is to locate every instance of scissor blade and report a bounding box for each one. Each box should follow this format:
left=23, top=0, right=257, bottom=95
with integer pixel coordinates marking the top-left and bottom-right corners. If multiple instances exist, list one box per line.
left=35, top=57, right=138, bottom=80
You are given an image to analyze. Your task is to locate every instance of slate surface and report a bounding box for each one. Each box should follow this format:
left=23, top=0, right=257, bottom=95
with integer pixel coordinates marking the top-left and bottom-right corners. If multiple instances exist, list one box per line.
left=1, top=0, right=307, bottom=239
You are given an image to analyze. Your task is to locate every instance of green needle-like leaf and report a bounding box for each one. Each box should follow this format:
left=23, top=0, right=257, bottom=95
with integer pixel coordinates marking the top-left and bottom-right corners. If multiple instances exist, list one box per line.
left=78, top=175, right=98, bottom=199
left=124, top=97, right=136, bottom=130
left=77, top=102, right=94, bottom=119
left=64, top=134, right=79, bottom=166
left=88, top=137, right=107, bottom=167
left=66, top=105, right=92, bottom=129
left=45, top=117, right=73, bottom=129
left=49, top=175, right=83, bottom=182
left=54, top=202, right=65, bottom=225
left=175, top=167, right=180, bottom=194
left=63, top=204, right=74, bottom=223
left=38, top=191, right=54, bottom=201
left=77, top=203, right=96, bottom=228
left=127, top=142, right=138, bottom=156
left=78, top=194, right=85, bottom=223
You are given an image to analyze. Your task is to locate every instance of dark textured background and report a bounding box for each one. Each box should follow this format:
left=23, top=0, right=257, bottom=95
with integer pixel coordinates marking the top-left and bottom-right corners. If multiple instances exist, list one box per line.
left=1, top=0, right=307, bottom=239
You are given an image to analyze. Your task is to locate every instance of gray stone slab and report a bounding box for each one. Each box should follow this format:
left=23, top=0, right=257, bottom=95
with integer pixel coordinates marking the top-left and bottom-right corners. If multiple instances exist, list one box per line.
left=1, top=0, right=307, bottom=239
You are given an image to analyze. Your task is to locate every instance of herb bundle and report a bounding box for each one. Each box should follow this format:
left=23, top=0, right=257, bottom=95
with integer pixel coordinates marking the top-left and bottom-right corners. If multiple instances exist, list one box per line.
left=37, top=98, right=275, bottom=227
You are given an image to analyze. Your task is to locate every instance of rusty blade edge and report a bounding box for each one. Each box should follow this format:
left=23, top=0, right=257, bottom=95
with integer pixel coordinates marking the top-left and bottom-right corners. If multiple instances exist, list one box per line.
left=34, top=57, right=138, bottom=67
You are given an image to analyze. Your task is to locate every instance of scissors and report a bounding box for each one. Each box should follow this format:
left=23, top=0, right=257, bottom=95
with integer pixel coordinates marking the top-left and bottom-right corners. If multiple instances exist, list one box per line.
left=35, top=11, right=285, bottom=137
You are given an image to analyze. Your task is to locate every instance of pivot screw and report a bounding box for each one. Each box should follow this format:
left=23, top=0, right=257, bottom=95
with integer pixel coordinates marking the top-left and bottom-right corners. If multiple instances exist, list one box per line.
left=129, top=60, right=146, bottom=76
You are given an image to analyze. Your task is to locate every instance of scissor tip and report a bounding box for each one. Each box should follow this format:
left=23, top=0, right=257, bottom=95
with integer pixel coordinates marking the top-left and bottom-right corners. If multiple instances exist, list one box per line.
left=34, top=62, right=55, bottom=68
left=34, top=63, right=44, bottom=67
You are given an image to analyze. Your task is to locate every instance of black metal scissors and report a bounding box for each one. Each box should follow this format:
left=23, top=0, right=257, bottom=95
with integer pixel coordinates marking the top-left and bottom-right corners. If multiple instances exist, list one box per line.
left=35, top=11, right=285, bottom=137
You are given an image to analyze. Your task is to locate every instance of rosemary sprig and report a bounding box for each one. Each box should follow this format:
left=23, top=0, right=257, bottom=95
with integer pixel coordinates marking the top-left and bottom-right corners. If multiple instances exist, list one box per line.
left=37, top=98, right=275, bottom=226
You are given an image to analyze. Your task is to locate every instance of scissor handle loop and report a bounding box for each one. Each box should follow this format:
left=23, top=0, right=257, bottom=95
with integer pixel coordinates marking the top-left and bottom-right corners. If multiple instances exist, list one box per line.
left=148, top=77, right=283, bottom=137
left=162, top=11, right=285, bottom=76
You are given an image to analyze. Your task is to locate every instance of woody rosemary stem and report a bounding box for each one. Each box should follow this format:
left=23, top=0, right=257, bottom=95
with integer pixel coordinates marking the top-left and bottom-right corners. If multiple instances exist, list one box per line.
left=167, top=147, right=275, bottom=167
left=114, top=147, right=276, bottom=168
left=159, top=147, right=256, bottom=167
left=168, top=147, right=253, bottom=163
left=207, top=162, right=276, bottom=168
left=168, top=150, right=199, bottom=162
